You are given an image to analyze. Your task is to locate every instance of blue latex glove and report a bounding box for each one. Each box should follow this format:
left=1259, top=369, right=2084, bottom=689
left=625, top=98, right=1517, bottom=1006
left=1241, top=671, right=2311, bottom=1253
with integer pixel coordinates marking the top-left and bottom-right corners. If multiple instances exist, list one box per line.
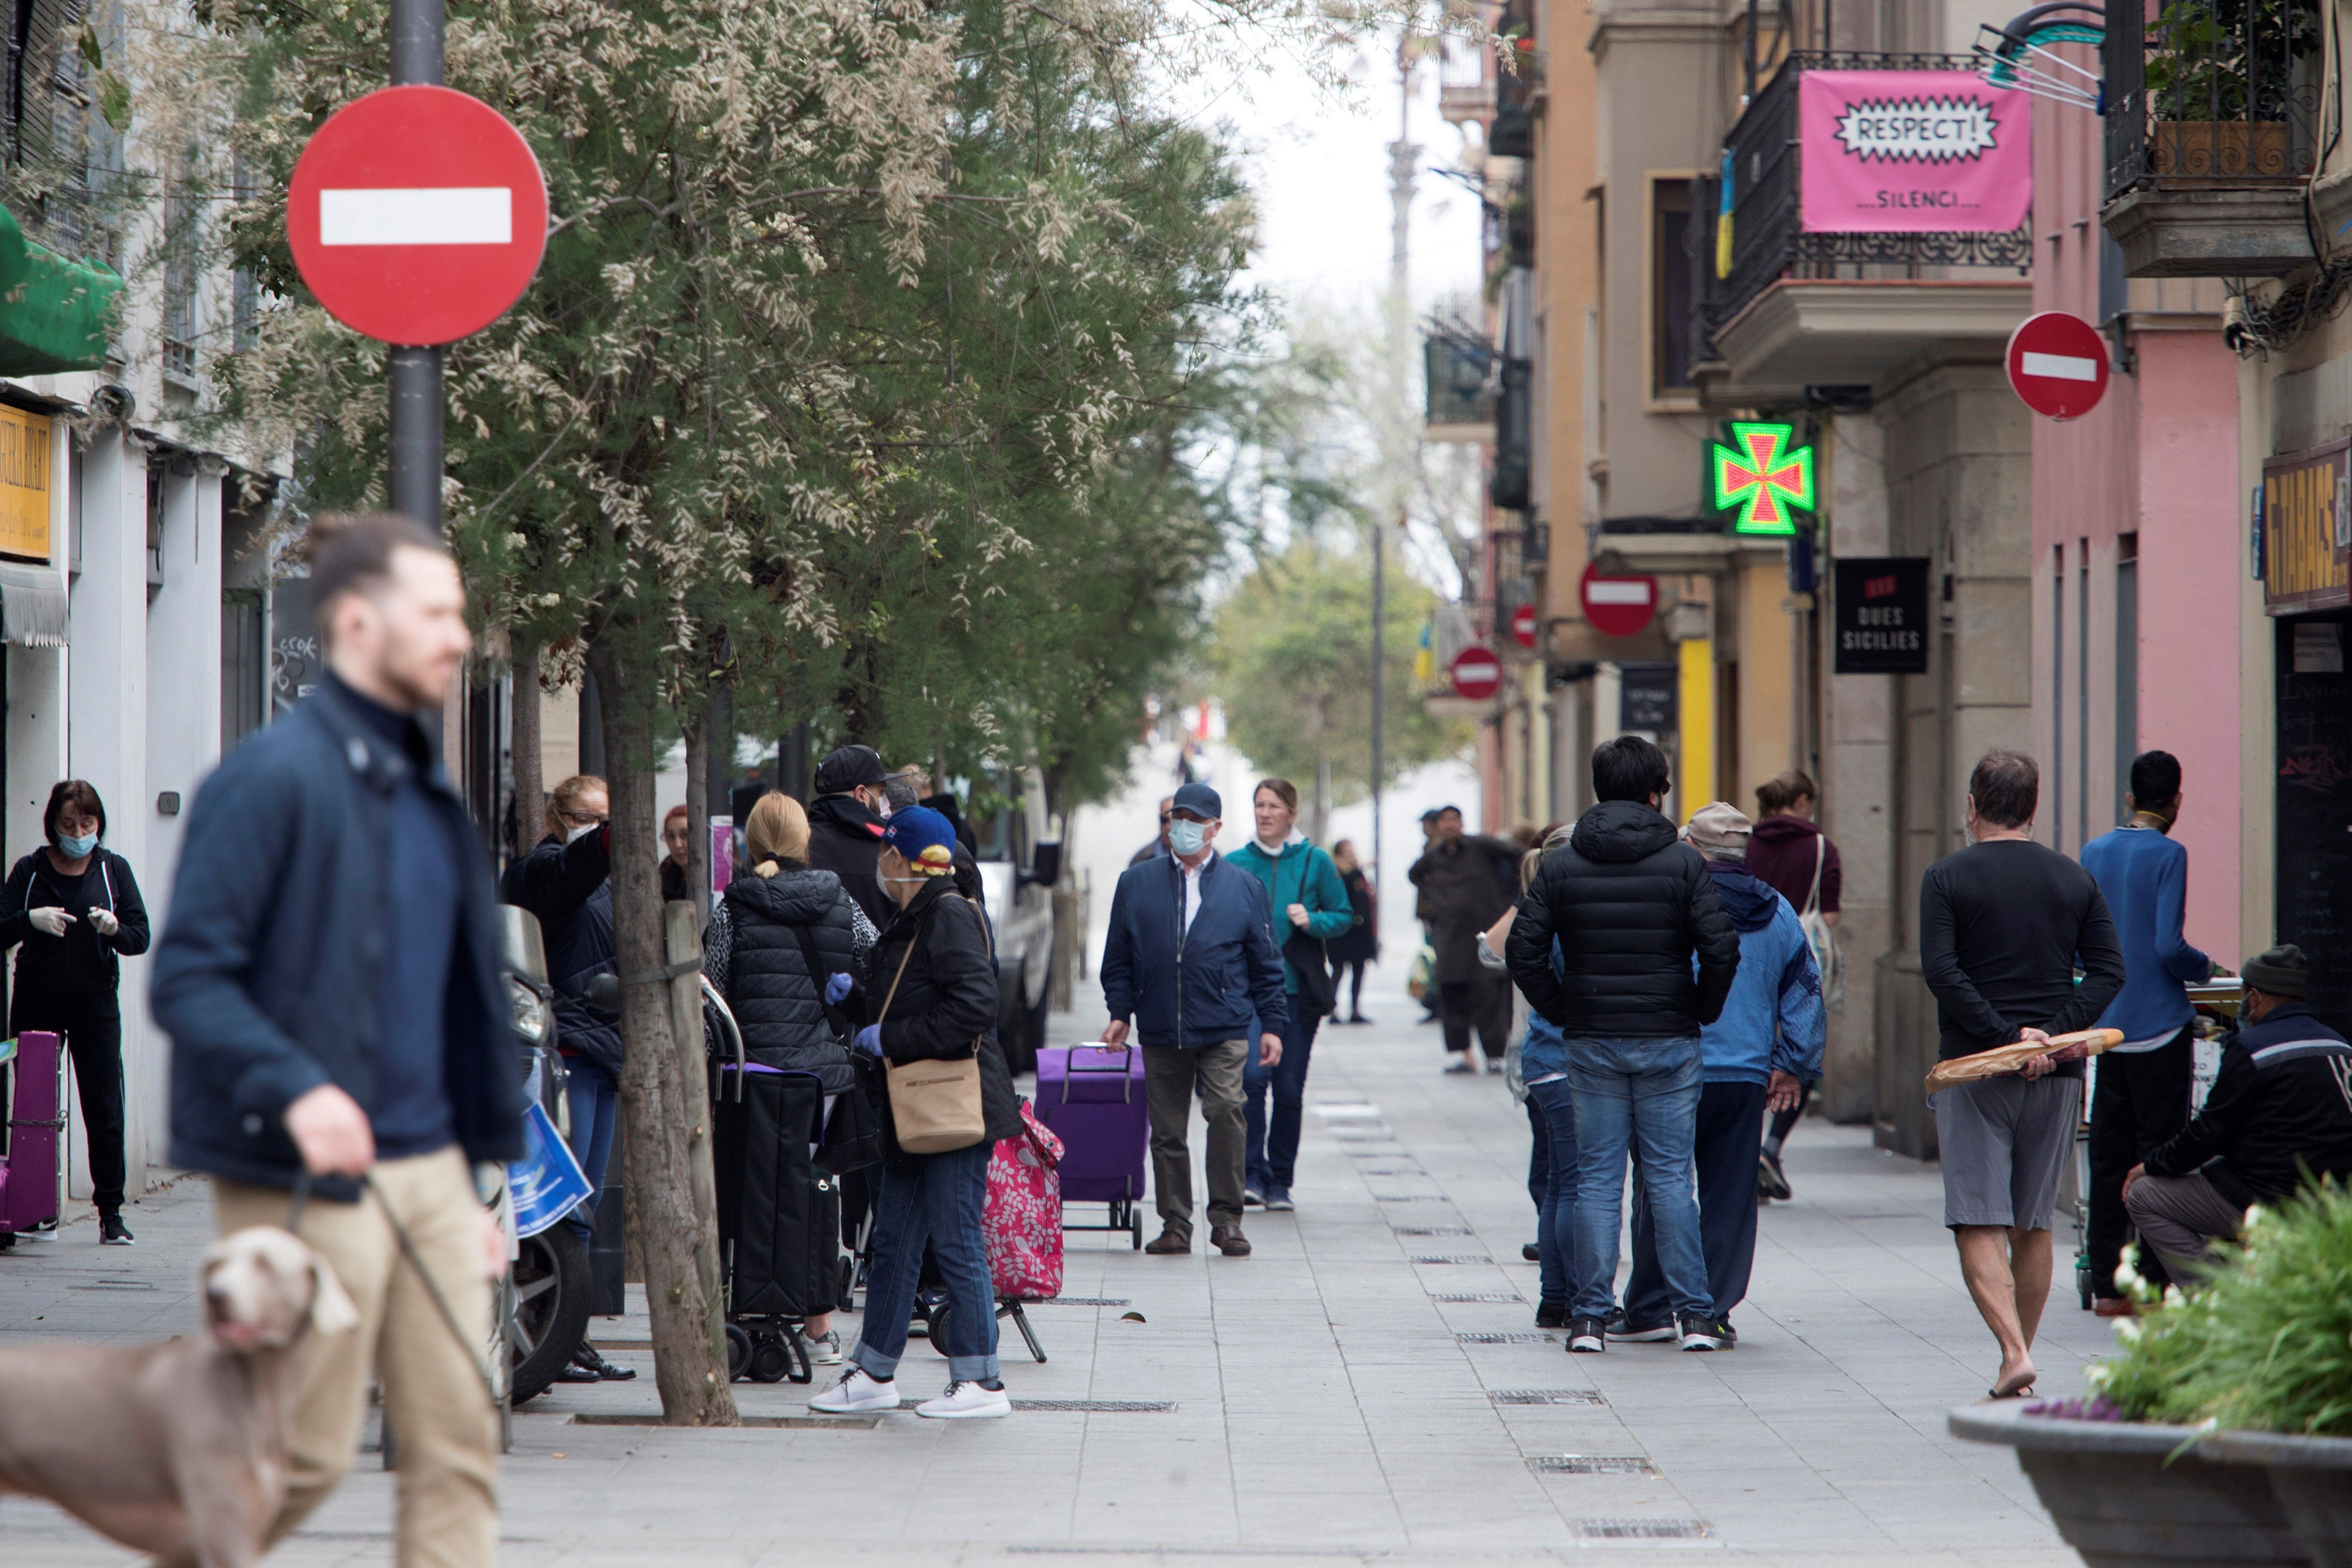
left=853, top=1024, right=884, bottom=1057
left=825, top=972, right=854, bottom=1007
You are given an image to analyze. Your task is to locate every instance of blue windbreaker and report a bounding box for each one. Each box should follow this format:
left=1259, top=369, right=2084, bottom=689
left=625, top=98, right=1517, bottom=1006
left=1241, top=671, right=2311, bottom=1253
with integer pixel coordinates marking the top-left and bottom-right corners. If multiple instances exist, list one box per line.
left=1688, top=862, right=1825, bottom=1085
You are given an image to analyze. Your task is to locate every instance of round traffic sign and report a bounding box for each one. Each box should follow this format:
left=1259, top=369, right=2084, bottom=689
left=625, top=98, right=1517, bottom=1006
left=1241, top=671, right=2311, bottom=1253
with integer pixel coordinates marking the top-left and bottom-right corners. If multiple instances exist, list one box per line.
left=1579, top=561, right=1658, bottom=638
left=1450, top=646, right=1502, bottom=702
left=1510, top=603, right=1538, bottom=650
left=2006, top=311, right=2109, bottom=420
left=288, top=86, right=550, bottom=346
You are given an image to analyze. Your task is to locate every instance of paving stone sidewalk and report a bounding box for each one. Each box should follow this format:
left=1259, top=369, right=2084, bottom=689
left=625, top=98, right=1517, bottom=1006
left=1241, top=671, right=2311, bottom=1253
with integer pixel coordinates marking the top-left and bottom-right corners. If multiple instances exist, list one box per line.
left=1, top=1000, right=2109, bottom=1566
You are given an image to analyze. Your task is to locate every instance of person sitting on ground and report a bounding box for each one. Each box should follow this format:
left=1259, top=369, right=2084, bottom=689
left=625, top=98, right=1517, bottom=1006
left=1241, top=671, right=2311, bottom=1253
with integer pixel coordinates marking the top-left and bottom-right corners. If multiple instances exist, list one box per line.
left=1919, top=749, right=2124, bottom=1400
left=2122, top=945, right=2352, bottom=1281
left=1614, top=804, right=1822, bottom=1349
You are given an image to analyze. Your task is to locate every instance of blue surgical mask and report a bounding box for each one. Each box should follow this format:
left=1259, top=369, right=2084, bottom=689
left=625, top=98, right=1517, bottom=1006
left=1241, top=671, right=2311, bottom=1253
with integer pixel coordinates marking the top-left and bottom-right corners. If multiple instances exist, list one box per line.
left=1168, top=820, right=1208, bottom=857
left=56, top=832, right=96, bottom=859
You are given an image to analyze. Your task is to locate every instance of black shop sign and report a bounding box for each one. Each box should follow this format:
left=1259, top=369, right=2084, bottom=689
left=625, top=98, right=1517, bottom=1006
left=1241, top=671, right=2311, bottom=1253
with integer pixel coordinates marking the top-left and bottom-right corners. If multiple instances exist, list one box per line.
left=1833, top=557, right=1930, bottom=675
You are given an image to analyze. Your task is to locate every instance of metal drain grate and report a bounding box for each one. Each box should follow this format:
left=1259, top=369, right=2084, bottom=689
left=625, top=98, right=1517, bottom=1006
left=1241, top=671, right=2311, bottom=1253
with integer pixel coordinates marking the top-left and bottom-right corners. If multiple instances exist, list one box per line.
left=1374, top=1194, right=1448, bottom=1202
left=1011, top=1399, right=1174, bottom=1413
left=1409, top=1254, right=1489, bottom=1265
left=1330, top=1132, right=1395, bottom=1142
left=1457, top=1331, right=1555, bottom=1344
left=1041, top=1298, right=1131, bottom=1307
left=1573, top=1519, right=1709, bottom=1540
left=1491, top=1389, right=1607, bottom=1405
left=1434, top=1292, right=1525, bottom=1303
left=71, top=1279, right=156, bottom=1291
left=1529, top=1455, right=1655, bottom=1475
left=1392, top=1226, right=1471, bottom=1236
left=1357, top=1168, right=1424, bottom=1176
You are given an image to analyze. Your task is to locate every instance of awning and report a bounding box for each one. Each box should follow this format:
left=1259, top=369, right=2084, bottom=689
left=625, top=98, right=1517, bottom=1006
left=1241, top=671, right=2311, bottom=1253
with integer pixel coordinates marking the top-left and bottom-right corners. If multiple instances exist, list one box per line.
left=0, top=561, right=68, bottom=646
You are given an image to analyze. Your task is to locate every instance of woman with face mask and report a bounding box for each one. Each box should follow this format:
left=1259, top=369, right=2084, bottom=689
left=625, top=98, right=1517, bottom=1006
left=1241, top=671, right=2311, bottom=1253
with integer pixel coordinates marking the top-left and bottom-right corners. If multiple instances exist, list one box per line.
left=497, top=773, right=637, bottom=1383
left=0, top=781, right=151, bottom=1245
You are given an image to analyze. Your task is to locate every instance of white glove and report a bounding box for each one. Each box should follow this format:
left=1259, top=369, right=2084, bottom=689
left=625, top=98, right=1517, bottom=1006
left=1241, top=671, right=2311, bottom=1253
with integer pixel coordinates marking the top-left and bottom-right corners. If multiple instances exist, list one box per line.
left=86, top=908, right=119, bottom=938
left=28, top=907, right=73, bottom=937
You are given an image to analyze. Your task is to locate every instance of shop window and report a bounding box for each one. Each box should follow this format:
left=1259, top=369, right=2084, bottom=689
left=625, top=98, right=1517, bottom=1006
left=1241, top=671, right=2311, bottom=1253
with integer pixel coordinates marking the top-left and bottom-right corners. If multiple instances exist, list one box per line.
left=1649, top=178, right=1695, bottom=403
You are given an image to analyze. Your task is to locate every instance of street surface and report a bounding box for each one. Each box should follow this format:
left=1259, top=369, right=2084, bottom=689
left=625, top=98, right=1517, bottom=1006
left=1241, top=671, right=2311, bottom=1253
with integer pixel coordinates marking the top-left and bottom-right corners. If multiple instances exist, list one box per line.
left=0, top=991, right=2108, bottom=1566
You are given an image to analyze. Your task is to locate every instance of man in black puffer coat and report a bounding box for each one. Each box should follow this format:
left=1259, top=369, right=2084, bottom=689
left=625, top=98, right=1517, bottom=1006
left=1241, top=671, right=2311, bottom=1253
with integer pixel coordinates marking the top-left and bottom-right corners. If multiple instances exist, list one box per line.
left=1506, top=735, right=1740, bottom=1355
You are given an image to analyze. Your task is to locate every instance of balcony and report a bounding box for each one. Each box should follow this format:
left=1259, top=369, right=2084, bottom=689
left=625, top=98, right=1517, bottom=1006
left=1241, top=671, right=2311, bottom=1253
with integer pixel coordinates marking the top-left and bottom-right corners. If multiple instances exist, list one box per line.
left=1694, top=52, right=2032, bottom=400
left=2101, top=0, right=2320, bottom=278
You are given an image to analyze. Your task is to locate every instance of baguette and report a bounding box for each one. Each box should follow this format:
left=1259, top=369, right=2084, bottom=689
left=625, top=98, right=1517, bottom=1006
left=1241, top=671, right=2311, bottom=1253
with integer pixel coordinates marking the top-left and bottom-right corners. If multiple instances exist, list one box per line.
left=1924, top=1028, right=2124, bottom=1096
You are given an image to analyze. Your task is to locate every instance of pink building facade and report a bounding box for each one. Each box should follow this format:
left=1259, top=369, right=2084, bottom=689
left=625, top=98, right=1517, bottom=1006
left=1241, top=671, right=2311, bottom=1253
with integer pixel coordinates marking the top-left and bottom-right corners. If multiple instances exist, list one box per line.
left=2028, top=80, right=2246, bottom=964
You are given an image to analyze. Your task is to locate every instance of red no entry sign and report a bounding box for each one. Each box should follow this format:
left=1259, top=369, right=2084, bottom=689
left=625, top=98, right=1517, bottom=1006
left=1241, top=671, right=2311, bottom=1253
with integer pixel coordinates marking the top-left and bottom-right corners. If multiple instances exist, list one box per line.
left=1510, top=603, right=1538, bottom=650
left=1451, top=646, right=1502, bottom=702
left=2006, top=311, right=2109, bottom=420
left=288, top=86, right=550, bottom=346
left=1580, top=561, right=1658, bottom=638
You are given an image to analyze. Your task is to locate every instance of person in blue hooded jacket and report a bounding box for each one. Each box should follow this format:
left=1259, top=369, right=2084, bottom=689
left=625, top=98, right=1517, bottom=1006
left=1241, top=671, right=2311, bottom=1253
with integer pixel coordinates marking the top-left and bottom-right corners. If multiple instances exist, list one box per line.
left=2078, top=750, right=2216, bottom=1309
left=1225, top=777, right=1354, bottom=1212
left=1101, top=781, right=1289, bottom=1258
left=1616, top=803, right=1824, bottom=1344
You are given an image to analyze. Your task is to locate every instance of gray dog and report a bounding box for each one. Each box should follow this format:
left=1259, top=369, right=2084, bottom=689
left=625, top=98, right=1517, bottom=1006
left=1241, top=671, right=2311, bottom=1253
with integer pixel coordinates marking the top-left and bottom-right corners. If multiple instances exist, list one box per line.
left=0, top=1225, right=359, bottom=1566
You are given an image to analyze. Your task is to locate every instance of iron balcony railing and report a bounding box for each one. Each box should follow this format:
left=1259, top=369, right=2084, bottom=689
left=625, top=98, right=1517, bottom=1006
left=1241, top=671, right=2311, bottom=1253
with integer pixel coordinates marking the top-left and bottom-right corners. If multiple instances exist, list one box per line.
left=2104, top=0, right=2321, bottom=198
left=1700, top=52, right=2033, bottom=353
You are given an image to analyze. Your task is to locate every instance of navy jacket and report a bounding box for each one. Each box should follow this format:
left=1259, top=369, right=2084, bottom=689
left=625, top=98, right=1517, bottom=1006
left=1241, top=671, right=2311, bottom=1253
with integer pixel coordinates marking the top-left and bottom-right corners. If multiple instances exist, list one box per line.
left=2144, top=1004, right=2352, bottom=1209
left=152, top=679, right=525, bottom=1199
left=1100, top=850, right=1289, bottom=1049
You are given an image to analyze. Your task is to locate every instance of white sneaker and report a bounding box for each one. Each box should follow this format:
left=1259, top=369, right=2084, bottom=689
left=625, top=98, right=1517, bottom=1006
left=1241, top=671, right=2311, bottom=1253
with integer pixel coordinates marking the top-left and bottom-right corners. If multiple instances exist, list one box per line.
left=808, top=1367, right=899, bottom=1413
left=916, top=1380, right=1012, bottom=1419
left=803, top=1328, right=844, bottom=1366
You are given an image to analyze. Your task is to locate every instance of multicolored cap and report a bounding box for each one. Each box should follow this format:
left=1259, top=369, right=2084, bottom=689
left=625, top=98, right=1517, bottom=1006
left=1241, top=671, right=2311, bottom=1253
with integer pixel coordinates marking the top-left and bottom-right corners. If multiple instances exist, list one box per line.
left=880, top=804, right=958, bottom=877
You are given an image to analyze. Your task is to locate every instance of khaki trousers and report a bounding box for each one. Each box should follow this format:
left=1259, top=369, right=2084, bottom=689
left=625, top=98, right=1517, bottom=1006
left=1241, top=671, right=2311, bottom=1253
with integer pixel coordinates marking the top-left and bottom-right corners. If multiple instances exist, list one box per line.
left=215, top=1146, right=499, bottom=1568
left=1144, top=1040, right=1248, bottom=1240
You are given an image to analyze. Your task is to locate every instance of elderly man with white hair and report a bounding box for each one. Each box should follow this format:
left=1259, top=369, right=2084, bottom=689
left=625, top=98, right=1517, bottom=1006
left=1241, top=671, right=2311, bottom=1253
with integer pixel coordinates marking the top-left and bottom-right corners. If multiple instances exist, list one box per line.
left=1612, top=802, right=1826, bottom=1348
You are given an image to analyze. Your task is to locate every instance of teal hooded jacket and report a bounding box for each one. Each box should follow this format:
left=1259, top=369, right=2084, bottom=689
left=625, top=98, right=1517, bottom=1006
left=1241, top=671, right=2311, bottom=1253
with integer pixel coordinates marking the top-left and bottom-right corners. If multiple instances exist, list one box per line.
left=1226, top=834, right=1354, bottom=995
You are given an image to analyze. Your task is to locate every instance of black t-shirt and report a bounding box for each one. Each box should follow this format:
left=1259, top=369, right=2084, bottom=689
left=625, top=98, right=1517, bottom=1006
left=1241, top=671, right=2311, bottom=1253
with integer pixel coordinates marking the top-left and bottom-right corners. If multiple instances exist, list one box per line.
left=1918, top=838, right=2127, bottom=1076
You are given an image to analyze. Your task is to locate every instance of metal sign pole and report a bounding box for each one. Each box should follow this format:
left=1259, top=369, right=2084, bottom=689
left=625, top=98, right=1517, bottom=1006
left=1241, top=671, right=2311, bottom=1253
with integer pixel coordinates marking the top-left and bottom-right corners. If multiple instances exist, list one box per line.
left=386, top=0, right=445, bottom=527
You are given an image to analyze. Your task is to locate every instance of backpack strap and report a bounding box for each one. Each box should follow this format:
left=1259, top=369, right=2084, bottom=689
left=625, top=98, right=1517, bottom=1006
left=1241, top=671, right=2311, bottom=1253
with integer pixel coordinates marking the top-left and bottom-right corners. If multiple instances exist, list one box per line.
left=1805, top=834, right=1825, bottom=919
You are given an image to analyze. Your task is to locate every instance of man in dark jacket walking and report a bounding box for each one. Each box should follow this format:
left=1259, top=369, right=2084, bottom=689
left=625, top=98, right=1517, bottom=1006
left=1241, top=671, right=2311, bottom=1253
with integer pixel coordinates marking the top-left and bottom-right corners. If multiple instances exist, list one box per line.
left=151, top=513, right=524, bottom=1566
left=806, top=743, right=896, bottom=927
left=1506, top=736, right=1740, bottom=1355
left=1101, top=782, right=1289, bottom=1258
left=2124, top=944, right=2352, bottom=1278
left=1410, top=805, right=1519, bottom=1072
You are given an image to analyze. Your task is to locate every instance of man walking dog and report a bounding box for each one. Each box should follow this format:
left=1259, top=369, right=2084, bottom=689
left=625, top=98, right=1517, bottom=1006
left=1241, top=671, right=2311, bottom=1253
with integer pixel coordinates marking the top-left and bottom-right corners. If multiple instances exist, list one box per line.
left=153, top=512, right=524, bottom=1567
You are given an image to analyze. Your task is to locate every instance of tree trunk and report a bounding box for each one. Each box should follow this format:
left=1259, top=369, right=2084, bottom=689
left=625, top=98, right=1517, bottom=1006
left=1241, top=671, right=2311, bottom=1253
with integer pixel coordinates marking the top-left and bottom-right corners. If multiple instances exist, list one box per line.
left=513, top=638, right=544, bottom=853
left=590, top=640, right=738, bottom=1426
left=684, top=711, right=711, bottom=927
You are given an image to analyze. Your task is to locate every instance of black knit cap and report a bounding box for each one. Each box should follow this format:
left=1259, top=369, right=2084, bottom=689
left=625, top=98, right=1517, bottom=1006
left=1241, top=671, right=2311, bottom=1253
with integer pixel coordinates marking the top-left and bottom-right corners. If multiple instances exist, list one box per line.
left=2242, top=944, right=2308, bottom=1001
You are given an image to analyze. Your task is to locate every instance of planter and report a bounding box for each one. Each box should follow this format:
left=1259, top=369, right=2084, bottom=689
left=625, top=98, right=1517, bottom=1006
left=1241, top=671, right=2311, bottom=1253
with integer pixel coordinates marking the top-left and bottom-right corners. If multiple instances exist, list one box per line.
left=2203, top=1430, right=2352, bottom=1568
left=2150, top=121, right=2296, bottom=179
left=1949, top=1403, right=2303, bottom=1566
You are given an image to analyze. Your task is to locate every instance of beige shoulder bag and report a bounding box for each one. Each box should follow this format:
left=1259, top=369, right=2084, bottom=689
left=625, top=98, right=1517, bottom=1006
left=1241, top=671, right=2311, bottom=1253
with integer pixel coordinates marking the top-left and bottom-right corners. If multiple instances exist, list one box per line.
left=873, top=897, right=988, bottom=1155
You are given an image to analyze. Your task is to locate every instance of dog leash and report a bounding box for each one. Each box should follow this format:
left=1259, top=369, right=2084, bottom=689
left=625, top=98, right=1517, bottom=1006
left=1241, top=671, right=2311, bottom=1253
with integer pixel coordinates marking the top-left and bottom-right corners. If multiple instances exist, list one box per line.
left=282, top=1169, right=506, bottom=1415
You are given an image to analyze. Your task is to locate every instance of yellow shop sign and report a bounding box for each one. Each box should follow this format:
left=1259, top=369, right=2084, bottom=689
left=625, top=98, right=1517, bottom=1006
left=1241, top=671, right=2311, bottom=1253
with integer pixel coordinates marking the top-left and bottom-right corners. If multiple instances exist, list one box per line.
left=0, top=403, right=52, bottom=563
left=2263, top=438, right=2352, bottom=616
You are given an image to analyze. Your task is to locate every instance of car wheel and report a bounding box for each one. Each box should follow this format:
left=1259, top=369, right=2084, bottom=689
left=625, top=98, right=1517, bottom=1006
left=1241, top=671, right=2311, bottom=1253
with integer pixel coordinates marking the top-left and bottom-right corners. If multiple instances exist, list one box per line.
left=509, top=1225, right=592, bottom=1405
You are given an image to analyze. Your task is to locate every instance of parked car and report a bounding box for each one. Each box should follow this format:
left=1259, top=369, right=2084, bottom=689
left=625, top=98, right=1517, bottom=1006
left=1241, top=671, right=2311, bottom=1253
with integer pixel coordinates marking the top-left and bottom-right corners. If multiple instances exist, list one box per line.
left=968, top=767, right=1062, bottom=1075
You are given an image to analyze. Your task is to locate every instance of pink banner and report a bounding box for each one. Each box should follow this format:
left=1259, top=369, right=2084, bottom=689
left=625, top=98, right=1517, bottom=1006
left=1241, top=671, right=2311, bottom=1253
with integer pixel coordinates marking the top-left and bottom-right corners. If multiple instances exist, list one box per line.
left=1799, top=71, right=2032, bottom=234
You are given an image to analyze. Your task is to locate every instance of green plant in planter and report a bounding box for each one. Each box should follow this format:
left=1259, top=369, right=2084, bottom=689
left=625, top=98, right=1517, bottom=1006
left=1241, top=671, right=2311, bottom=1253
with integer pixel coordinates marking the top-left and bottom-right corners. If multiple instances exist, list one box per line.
left=2090, top=1180, right=2352, bottom=1436
left=2143, top=0, right=2322, bottom=122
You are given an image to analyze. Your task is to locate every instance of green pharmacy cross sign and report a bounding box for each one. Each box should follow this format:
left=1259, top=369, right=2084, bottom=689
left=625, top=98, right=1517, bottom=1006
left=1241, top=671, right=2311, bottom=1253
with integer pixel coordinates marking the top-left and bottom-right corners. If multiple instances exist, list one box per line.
left=1711, top=421, right=1816, bottom=536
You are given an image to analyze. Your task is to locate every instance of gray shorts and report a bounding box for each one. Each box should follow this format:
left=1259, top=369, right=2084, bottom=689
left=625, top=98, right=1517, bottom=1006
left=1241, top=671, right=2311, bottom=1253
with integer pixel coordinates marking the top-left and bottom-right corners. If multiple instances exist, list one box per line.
left=1932, top=1074, right=2082, bottom=1231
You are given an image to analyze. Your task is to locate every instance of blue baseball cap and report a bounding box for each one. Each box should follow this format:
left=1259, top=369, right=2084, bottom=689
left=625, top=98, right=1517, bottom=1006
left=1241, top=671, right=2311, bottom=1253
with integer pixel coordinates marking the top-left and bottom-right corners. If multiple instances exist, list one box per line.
left=879, top=804, right=958, bottom=876
left=1171, top=781, right=1222, bottom=820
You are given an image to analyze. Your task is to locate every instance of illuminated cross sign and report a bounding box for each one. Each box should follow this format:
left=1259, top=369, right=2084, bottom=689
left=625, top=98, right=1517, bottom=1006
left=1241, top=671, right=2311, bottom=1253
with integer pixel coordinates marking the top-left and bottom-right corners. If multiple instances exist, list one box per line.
left=1711, top=421, right=1817, bottom=536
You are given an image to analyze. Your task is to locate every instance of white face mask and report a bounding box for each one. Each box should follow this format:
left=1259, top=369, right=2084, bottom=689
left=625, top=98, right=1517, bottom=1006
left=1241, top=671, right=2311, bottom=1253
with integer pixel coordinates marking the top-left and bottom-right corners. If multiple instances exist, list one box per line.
left=1168, top=819, right=1209, bottom=857
left=567, top=823, right=599, bottom=844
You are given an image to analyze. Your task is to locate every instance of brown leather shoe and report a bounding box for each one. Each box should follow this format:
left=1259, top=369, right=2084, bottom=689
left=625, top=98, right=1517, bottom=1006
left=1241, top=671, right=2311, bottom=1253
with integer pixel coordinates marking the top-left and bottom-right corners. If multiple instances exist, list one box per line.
left=1210, top=1225, right=1252, bottom=1257
left=2093, top=1296, right=2138, bottom=1319
left=1144, top=1229, right=1190, bottom=1255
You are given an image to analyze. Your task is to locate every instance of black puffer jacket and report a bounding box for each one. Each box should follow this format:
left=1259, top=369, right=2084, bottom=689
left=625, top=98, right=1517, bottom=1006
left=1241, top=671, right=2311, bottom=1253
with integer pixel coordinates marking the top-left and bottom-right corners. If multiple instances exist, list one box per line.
left=1505, top=800, right=1740, bottom=1039
left=870, top=878, right=1019, bottom=1164
left=500, top=831, right=623, bottom=1084
left=720, top=867, right=859, bottom=1095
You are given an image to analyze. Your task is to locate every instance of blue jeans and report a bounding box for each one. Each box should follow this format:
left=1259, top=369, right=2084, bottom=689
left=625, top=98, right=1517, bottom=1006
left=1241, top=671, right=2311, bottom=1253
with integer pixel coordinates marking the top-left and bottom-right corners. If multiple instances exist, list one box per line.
left=1623, top=1078, right=1768, bottom=1326
left=1566, top=1036, right=1708, bottom=1320
left=563, top=1065, right=620, bottom=1244
left=1528, top=1076, right=1579, bottom=1309
left=850, top=1140, right=1000, bottom=1383
left=1245, top=1008, right=1321, bottom=1192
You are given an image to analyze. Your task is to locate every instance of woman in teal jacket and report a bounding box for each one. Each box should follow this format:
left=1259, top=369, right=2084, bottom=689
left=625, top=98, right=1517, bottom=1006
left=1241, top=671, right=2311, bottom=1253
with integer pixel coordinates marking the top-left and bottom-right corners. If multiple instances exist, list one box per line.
left=1228, top=778, right=1354, bottom=1211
